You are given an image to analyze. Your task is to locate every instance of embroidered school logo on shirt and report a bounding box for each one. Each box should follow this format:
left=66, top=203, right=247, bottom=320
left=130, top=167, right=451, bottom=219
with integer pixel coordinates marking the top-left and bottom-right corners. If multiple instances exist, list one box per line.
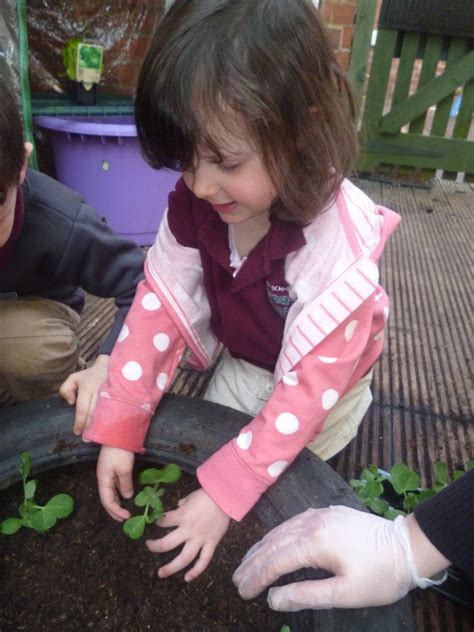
left=266, top=281, right=293, bottom=318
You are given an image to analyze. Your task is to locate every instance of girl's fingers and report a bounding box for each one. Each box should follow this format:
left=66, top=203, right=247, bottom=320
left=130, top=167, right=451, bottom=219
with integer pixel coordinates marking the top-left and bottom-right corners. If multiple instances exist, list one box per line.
left=184, top=543, right=215, bottom=582
left=157, top=541, right=201, bottom=578
left=159, top=508, right=182, bottom=528
left=146, top=526, right=186, bottom=554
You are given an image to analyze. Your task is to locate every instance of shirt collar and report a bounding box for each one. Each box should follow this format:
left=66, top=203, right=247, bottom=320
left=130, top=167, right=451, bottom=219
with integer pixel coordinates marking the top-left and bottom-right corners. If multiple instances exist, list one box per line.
left=197, top=201, right=306, bottom=289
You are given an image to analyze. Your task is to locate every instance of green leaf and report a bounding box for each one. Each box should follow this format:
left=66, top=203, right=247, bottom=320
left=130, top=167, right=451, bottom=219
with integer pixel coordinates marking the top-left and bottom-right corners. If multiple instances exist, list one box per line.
left=147, top=505, right=164, bottom=523
left=24, top=479, right=37, bottom=500
left=139, top=464, right=182, bottom=486
left=135, top=487, right=157, bottom=507
left=280, top=626, right=291, bottom=632
left=45, top=494, right=74, bottom=519
left=361, top=468, right=376, bottom=482
left=390, top=463, right=420, bottom=495
left=466, top=460, right=474, bottom=471
left=416, top=489, right=436, bottom=504
left=31, top=507, right=57, bottom=532
left=19, top=452, right=32, bottom=478
left=452, top=470, right=465, bottom=481
left=403, top=492, right=420, bottom=513
left=368, top=498, right=389, bottom=515
left=148, top=495, right=164, bottom=511
left=1, top=517, right=24, bottom=535
left=434, top=462, right=449, bottom=486
left=362, top=479, right=383, bottom=500
left=160, top=463, right=182, bottom=483
left=19, top=499, right=36, bottom=519
left=384, top=508, right=406, bottom=520
left=138, top=468, right=165, bottom=485
left=123, top=515, right=146, bottom=540
left=350, top=479, right=364, bottom=489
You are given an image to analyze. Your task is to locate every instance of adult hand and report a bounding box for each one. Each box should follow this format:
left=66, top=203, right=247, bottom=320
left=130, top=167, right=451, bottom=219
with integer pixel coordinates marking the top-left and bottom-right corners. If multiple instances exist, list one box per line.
left=59, top=354, right=110, bottom=435
left=96, top=445, right=135, bottom=521
left=233, top=505, right=449, bottom=611
left=146, top=487, right=230, bottom=582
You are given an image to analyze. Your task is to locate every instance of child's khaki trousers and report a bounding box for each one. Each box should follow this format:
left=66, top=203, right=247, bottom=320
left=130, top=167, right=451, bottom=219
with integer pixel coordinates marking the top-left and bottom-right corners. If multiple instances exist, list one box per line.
left=0, top=297, right=81, bottom=405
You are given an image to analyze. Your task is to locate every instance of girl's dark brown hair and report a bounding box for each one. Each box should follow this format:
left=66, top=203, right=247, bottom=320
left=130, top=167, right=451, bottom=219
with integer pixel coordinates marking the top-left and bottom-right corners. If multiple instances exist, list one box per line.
left=0, top=76, right=25, bottom=205
left=135, top=0, right=357, bottom=224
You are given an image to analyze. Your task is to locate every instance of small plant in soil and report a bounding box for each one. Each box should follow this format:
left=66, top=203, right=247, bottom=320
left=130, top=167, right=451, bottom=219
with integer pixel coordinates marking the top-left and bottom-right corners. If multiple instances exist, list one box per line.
left=350, top=459, right=474, bottom=519
left=123, top=463, right=182, bottom=540
left=1, top=452, right=74, bottom=535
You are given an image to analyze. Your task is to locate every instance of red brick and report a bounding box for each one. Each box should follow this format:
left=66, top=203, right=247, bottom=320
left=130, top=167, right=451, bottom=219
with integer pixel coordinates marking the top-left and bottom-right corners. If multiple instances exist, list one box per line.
left=320, top=3, right=332, bottom=24
left=331, top=4, right=356, bottom=26
left=336, top=51, right=351, bottom=70
left=327, top=27, right=342, bottom=50
left=341, top=26, right=354, bottom=49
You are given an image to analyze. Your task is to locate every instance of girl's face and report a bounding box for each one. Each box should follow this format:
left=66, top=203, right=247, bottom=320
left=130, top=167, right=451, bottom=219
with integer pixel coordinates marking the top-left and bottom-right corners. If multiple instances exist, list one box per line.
left=182, top=132, right=276, bottom=227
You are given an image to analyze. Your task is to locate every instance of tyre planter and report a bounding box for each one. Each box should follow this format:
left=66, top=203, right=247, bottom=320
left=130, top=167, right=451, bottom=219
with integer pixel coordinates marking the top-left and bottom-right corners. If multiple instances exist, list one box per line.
left=0, top=395, right=415, bottom=631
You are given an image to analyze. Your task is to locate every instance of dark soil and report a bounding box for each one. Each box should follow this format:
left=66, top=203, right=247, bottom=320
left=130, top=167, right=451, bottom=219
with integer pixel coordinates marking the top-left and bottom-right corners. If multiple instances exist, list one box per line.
left=0, top=461, right=288, bottom=632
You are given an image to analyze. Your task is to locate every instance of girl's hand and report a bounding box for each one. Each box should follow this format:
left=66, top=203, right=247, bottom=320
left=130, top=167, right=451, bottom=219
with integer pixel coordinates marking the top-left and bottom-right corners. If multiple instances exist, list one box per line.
left=96, top=445, right=135, bottom=521
left=60, top=354, right=110, bottom=435
left=146, top=487, right=230, bottom=582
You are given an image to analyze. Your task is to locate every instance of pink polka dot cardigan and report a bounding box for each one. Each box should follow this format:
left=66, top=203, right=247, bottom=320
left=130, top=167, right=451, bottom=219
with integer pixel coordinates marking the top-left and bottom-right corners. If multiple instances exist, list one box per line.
left=84, top=179, right=400, bottom=521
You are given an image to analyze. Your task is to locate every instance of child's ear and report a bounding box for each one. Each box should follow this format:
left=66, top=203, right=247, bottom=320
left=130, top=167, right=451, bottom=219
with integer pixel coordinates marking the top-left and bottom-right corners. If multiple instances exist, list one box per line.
left=19, top=142, right=33, bottom=185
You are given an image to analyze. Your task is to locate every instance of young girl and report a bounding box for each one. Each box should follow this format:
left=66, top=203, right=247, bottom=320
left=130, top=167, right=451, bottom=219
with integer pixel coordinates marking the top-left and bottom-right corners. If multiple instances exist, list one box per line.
left=84, top=0, right=400, bottom=582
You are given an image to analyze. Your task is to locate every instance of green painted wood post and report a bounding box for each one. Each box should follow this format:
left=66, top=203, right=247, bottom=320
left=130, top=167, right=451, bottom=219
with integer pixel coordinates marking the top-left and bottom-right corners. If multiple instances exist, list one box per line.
left=348, top=0, right=378, bottom=109
left=357, top=28, right=398, bottom=173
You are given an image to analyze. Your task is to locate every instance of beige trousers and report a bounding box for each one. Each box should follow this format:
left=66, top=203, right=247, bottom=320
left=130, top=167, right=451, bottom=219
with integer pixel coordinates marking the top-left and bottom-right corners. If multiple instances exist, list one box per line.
left=0, top=297, right=81, bottom=404
left=204, top=348, right=373, bottom=461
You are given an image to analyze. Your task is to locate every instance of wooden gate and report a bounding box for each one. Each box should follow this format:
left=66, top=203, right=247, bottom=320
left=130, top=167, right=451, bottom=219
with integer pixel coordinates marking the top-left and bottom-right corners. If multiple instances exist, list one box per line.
left=350, top=0, right=474, bottom=183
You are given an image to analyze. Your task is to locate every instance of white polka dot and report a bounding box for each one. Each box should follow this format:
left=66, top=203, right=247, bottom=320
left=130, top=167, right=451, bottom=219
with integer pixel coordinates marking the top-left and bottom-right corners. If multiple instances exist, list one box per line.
left=267, top=461, right=288, bottom=478
left=374, top=331, right=383, bottom=342
left=317, top=356, right=337, bottom=364
left=384, top=306, right=390, bottom=322
left=156, top=373, right=168, bottom=390
left=122, top=361, right=142, bottom=381
left=117, top=324, right=129, bottom=342
left=322, top=388, right=339, bottom=410
left=283, top=372, right=299, bottom=386
left=345, top=320, right=358, bottom=341
left=153, top=333, right=170, bottom=352
left=375, top=291, right=384, bottom=302
left=275, top=412, right=299, bottom=435
left=142, top=293, right=161, bottom=311
left=99, top=391, right=111, bottom=398
left=237, top=431, right=253, bottom=450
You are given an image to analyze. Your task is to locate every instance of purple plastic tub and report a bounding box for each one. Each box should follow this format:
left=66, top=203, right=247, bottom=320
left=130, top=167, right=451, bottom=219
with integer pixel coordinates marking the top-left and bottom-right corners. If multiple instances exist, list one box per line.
left=34, top=116, right=180, bottom=245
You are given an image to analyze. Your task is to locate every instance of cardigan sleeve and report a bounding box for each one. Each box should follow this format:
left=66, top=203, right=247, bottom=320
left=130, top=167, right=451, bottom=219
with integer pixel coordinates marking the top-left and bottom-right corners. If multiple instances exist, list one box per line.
left=414, top=470, right=474, bottom=581
left=197, top=294, right=385, bottom=520
left=83, top=277, right=186, bottom=452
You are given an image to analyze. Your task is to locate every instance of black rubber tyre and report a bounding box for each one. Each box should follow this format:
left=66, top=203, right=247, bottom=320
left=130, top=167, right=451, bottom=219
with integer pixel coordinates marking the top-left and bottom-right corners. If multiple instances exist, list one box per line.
left=0, top=395, right=415, bottom=631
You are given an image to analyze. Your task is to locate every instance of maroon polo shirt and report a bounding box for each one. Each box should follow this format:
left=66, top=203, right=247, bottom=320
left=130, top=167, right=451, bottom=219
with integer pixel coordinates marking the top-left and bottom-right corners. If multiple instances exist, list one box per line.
left=168, top=179, right=306, bottom=371
left=0, top=187, right=24, bottom=269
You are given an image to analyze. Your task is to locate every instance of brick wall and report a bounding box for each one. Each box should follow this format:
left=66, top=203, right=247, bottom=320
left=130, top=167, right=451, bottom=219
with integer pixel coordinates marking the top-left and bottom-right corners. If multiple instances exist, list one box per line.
left=320, top=0, right=359, bottom=70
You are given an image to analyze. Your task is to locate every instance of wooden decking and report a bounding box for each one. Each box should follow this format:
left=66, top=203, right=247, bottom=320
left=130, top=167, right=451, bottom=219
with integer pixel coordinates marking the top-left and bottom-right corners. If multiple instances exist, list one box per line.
left=79, top=177, right=473, bottom=632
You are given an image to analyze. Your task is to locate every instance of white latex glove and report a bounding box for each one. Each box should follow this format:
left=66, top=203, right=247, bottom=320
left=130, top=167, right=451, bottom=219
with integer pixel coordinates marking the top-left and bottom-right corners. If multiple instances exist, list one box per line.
left=233, top=506, right=448, bottom=611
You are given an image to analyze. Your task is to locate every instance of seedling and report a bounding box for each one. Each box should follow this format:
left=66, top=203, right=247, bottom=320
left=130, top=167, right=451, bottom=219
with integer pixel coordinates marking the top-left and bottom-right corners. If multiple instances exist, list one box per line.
left=350, top=460, right=473, bottom=520
left=1, top=452, right=74, bottom=535
left=123, top=463, right=182, bottom=540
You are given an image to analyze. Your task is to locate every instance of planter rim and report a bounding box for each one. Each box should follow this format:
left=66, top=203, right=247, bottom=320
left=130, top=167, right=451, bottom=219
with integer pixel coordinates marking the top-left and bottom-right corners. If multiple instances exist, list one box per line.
left=0, top=395, right=416, bottom=632
left=34, top=115, right=136, bottom=137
